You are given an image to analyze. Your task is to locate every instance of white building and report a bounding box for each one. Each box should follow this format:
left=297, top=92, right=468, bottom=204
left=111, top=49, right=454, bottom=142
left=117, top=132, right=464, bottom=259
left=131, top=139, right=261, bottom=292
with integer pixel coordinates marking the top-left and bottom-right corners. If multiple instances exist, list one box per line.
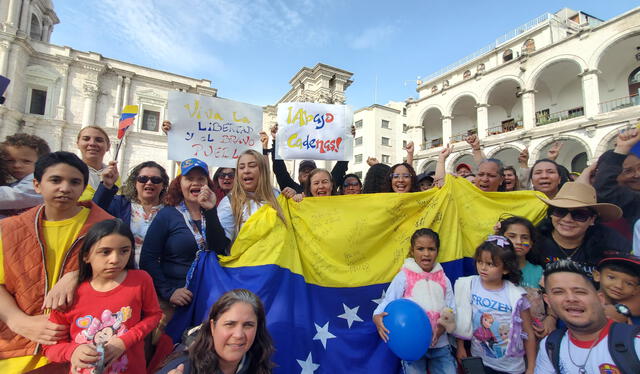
left=404, top=7, right=640, bottom=173
left=0, top=0, right=216, bottom=177
left=351, top=7, right=640, bottom=178
left=350, top=102, right=410, bottom=179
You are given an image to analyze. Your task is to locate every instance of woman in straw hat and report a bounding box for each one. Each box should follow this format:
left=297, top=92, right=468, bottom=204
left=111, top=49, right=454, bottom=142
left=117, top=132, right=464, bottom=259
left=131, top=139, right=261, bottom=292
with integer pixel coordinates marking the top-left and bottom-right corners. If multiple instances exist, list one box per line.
left=535, top=182, right=630, bottom=276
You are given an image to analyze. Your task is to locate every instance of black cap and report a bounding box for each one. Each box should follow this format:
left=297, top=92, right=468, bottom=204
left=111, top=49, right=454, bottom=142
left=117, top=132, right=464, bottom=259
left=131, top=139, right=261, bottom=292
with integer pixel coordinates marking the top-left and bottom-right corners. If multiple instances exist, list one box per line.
left=299, top=160, right=317, bottom=171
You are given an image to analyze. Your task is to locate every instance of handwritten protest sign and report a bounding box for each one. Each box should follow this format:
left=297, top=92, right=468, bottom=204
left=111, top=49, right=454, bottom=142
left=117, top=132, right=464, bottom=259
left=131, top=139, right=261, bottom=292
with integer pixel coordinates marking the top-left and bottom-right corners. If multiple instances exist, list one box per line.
left=168, top=92, right=262, bottom=168
left=275, top=102, right=353, bottom=161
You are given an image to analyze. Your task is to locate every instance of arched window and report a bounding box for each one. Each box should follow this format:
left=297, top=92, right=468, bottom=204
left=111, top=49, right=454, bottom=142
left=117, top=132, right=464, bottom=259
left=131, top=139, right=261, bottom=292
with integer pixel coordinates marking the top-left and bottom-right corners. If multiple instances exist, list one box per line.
left=628, top=66, right=640, bottom=97
left=463, top=70, right=471, bottom=79
left=503, top=49, right=513, bottom=62
left=30, top=14, right=42, bottom=40
left=522, top=39, right=535, bottom=54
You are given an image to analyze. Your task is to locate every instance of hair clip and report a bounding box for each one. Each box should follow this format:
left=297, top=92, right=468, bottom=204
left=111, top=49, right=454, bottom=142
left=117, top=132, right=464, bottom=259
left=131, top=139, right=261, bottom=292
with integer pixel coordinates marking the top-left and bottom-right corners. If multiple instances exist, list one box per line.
left=487, top=235, right=510, bottom=248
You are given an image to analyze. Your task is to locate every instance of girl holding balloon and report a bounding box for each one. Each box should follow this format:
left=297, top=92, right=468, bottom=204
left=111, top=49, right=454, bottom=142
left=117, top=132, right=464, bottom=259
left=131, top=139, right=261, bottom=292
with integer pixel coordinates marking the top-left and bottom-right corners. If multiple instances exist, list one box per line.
left=453, top=236, right=536, bottom=374
left=372, top=228, right=457, bottom=374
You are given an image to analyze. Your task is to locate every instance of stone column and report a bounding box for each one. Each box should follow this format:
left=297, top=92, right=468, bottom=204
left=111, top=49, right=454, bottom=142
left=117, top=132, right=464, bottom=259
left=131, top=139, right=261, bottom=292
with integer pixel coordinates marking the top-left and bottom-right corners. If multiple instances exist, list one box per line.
left=17, top=0, right=30, bottom=36
left=113, top=75, right=123, bottom=127
left=442, top=116, right=453, bottom=144
left=476, top=104, right=489, bottom=139
left=6, top=0, right=20, bottom=29
left=81, top=82, right=99, bottom=126
left=122, top=76, right=131, bottom=107
left=580, top=70, right=600, bottom=118
left=522, top=90, right=536, bottom=130
left=56, top=64, right=69, bottom=120
left=0, top=40, right=10, bottom=76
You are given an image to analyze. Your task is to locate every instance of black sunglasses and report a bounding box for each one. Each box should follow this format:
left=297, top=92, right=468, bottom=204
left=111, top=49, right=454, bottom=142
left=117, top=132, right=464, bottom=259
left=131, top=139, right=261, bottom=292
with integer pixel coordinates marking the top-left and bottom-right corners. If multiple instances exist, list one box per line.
left=550, top=207, right=595, bottom=222
left=137, top=175, right=164, bottom=184
left=218, top=172, right=235, bottom=179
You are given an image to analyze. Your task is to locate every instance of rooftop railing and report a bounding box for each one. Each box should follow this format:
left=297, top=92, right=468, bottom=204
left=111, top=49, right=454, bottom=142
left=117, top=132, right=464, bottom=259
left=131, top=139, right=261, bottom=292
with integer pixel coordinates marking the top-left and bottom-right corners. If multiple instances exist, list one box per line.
left=421, top=13, right=556, bottom=83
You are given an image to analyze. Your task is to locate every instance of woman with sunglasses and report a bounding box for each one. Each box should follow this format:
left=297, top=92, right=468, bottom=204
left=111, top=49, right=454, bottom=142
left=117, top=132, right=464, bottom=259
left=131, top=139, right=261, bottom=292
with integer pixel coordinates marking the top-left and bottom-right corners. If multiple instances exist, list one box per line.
left=338, top=173, right=362, bottom=195
left=212, top=167, right=235, bottom=206
left=535, top=182, right=629, bottom=276
left=93, top=160, right=169, bottom=267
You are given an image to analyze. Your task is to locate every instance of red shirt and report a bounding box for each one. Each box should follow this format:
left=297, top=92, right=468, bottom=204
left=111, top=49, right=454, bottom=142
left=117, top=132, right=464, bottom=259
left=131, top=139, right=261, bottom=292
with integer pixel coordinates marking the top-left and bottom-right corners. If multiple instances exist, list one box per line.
left=43, top=270, right=162, bottom=373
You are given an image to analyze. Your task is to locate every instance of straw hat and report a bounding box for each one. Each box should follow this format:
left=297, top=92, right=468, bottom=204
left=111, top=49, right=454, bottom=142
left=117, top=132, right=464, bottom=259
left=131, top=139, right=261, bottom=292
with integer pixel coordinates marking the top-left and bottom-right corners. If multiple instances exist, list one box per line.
left=537, top=182, right=622, bottom=222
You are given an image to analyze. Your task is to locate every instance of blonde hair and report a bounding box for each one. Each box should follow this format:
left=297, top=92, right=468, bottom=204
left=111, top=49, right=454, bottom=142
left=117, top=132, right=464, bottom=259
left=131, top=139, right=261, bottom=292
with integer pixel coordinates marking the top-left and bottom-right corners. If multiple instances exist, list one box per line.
left=77, top=126, right=111, bottom=147
left=230, top=150, right=286, bottom=236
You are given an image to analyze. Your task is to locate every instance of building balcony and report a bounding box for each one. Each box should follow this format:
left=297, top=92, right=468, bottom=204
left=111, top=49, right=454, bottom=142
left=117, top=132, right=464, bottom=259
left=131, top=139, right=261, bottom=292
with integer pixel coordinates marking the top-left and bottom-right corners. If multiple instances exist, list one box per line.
left=599, top=94, right=640, bottom=113
left=421, top=137, right=443, bottom=150
left=535, top=107, right=584, bottom=126
left=488, top=120, right=523, bottom=135
left=451, top=128, right=477, bottom=143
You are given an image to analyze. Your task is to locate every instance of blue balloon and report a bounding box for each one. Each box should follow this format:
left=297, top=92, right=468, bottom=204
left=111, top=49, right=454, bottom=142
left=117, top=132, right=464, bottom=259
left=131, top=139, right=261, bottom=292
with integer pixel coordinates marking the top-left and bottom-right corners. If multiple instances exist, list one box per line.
left=383, top=299, right=432, bottom=361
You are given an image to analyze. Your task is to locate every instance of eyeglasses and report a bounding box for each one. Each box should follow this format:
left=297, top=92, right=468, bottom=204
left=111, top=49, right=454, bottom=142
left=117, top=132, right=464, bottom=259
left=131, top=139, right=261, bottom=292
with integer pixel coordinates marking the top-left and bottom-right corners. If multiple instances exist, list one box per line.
left=136, top=175, right=164, bottom=184
left=391, top=173, right=412, bottom=180
left=343, top=181, right=360, bottom=187
left=218, top=172, right=235, bottom=179
left=550, top=207, right=595, bottom=222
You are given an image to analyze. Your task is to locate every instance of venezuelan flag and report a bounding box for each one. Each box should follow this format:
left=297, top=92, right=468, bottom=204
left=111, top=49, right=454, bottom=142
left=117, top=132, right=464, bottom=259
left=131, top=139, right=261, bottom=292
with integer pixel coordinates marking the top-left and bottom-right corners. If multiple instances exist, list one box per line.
left=167, top=175, right=547, bottom=373
left=117, top=105, right=138, bottom=139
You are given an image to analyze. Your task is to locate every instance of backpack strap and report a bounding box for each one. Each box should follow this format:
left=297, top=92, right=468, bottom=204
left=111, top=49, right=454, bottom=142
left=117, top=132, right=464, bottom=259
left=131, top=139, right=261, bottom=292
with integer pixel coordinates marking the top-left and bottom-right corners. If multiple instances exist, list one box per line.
left=545, top=327, right=567, bottom=374
left=608, top=322, right=640, bottom=374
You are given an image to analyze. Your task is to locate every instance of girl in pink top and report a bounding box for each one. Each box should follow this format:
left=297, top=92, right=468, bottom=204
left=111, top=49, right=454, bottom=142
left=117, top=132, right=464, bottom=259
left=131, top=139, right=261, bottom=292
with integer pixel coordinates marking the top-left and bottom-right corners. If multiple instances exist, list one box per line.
left=44, top=219, right=161, bottom=373
left=372, top=229, right=457, bottom=374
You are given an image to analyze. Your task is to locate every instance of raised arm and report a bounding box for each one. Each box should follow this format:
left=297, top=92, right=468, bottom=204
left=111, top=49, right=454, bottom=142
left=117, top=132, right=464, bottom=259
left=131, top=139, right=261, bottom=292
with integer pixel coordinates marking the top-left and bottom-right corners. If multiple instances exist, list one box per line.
left=593, top=128, right=640, bottom=218
left=465, top=135, right=486, bottom=166
left=434, top=144, right=453, bottom=188
left=270, top=124, right=303, bottom=193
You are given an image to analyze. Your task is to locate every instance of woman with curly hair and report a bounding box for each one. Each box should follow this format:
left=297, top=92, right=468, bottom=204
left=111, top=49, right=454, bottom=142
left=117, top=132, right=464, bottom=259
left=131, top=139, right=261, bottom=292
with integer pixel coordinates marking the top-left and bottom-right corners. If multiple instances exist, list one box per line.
left=92, top=160, right=170, bottom=267
left=158, top=289, right=275, bottom=374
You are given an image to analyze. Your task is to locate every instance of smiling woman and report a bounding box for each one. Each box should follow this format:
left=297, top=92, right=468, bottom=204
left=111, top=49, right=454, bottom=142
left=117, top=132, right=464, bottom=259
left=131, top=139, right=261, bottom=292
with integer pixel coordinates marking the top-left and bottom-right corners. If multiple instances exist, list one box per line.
left=303, top=168, right=335, bottom=197
left=157, top=289, right=274, bottom=374
left=92, top=161, right=170, bottom=267
left=140, top=158, right=216, bottom=335
left=76, top=126, right=117, bottom=201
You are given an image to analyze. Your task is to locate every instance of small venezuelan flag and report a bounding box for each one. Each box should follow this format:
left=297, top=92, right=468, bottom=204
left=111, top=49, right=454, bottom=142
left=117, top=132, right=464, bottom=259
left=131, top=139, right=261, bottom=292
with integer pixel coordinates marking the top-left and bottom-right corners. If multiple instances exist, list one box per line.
left=117, top=105, right=138, bottom=139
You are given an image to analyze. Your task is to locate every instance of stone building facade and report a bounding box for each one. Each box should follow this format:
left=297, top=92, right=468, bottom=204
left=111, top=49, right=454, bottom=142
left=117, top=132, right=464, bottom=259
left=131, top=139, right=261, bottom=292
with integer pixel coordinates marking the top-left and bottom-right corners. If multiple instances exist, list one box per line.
left=403, top=7, right=640, bottom=173
left=0, top=0, right=216, bottom=177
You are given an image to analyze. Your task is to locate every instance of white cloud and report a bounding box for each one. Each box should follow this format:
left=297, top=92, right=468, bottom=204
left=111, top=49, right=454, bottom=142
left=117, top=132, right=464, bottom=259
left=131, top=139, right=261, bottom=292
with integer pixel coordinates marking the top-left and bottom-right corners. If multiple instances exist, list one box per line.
left=349, top=25, right=397, bottom=50
left=90, top=0, right=333, bottom=73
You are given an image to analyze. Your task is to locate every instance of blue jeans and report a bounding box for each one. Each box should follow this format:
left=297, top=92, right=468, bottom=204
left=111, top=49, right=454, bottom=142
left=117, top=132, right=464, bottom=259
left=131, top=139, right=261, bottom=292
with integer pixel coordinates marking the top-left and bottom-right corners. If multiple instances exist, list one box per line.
left=402, top=346, right=457, bottom=374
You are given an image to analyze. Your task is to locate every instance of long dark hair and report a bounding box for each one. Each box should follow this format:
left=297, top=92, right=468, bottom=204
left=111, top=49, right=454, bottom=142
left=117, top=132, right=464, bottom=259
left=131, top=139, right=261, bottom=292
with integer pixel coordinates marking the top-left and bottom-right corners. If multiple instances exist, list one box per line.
left=78, top=219, right=136, bottom=284
left=385, top=162, right=418, bottom=192
left=529, top=158, right=569, bottom=192
left=497, top=216, right=541, bottom=265
left=503, top=165, right=519, bottom=191
left=188, top=289, right=275, bottom=374
left=121, top=161, right=169, bottom=204
left=474, top=237, right=522, bottom=285
left=362, top=163, right=391, bottom=193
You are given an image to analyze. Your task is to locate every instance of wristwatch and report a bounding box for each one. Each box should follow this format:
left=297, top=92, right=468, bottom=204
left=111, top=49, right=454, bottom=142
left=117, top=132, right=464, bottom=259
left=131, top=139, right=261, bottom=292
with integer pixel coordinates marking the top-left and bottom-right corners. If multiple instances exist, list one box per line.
left=614, top=303, right=632, bottom=318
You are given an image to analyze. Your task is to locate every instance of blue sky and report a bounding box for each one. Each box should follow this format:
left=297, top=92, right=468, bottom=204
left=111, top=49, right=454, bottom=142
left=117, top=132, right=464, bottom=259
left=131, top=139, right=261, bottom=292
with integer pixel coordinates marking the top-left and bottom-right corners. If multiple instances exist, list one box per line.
left=51, top=0, right=638, bottom=110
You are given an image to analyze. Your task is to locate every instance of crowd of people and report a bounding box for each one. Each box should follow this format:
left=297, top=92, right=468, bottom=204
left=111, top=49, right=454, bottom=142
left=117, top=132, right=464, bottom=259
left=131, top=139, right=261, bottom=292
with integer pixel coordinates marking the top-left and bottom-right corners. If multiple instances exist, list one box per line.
left=0, top=121, right=639, bottom=374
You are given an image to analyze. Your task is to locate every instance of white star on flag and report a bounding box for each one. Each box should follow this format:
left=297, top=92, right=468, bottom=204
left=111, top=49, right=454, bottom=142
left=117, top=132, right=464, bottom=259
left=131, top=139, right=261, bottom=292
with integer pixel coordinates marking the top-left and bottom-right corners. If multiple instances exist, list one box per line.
left=338, top=303, right=363, bottom=328
left=313, top=321, right=336, bottom=349
left=297, top=352, right=320, bottom=374
left=372, top=290, right=386, bottom=305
